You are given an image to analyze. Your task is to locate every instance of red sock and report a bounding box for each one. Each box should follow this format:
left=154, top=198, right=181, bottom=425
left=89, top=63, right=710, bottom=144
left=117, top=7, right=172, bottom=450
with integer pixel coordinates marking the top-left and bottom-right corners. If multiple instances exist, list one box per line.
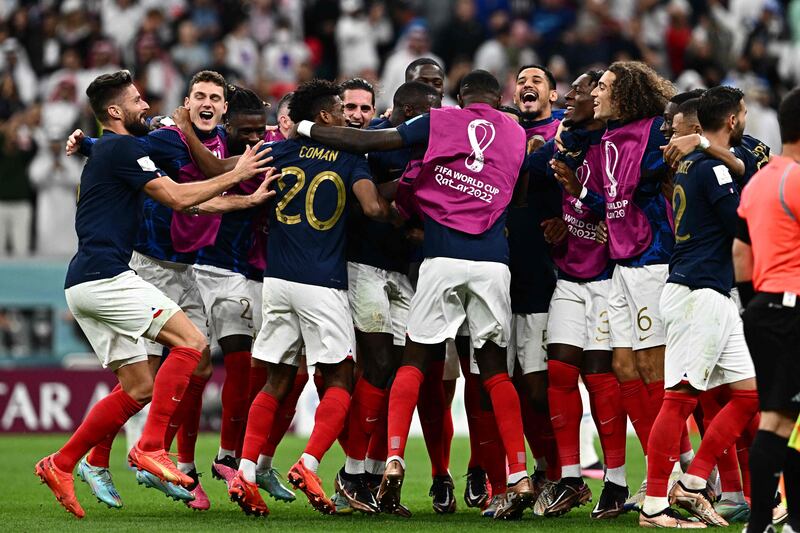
left=387, top=365, right=424, bottom=460
left=442, top=400, right=454, bottom=471
left=86, top=384, right=123, bottom=468
left=477, top=406, right=507, bottom=494
left=548, top=360, right=583, bottom=469
left=680, top=423, right=693, bottom=456
left=176, top=374, right=209, bottom=464
left=417, top=360, right=448, bottom=476
left=462, top=370, right=483, bottom=469
left=55, top=387, right=143, bottom=471
left=619, top=378, right=653, bottom=454
left=345, top=378, right=386, bottom=462
left=646, top=380, right=665, bottom=422
left=138, top=346, right=201, bottom=451
left=484, top=373, right=527, bottom=476
left=164, top=374, right=208, bottom=451
left=687, top=389, right=759, bottom=481
left=584, top=372, right=626, bottom=469
left=220, top=351, right=251, bottom=451
left=241, top=391, right=279, bottom=462
left=237, top=363, right=269, bottom=456
left=646, top=391, right=697, bottom=497
left=262, top=372, right=307, bottom=457
left=521, top=394, right=559, bottom=480
left=366, top=399, right=389, bottom=463
left=304, top=386, right=350, bottom=462
left=718, top=446, right=743, bottom=493
left=739, top=413, right=758, bottom=499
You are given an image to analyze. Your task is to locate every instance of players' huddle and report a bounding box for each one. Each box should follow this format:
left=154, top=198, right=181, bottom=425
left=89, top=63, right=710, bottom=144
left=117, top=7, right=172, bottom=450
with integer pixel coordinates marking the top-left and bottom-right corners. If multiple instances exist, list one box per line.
left=31, top=57, right=798, bottom=531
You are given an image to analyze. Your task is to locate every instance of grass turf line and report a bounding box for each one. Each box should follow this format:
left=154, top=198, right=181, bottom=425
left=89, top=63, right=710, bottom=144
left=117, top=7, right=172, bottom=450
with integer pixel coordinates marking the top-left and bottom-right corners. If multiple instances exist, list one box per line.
left=3, top=434, right=742, bottom=531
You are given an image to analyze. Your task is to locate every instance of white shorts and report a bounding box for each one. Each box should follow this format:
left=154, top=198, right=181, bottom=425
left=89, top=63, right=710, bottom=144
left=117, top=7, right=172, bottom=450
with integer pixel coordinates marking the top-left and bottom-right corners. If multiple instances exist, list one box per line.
left=661, top=283, right=755, bottom=391
left=130, top=251, right=207, bottom=355
left=547, top=279, right=612, bottom=352
left=406, top=257, right=511, bottom=350
left=194, top=264, right=255, bottom=343
left=347, top=262, right=413, bottom=346
left=508, top=313, right=548, bottom=376
left=65, top=270, right=180, bottom=370
left=246, top=278, right=264, bottom=332
left=608, top=264, right=668, bottom=350
left=252, top=277, right=355, bottom=367
left=444, top=339, right=462, bottom=380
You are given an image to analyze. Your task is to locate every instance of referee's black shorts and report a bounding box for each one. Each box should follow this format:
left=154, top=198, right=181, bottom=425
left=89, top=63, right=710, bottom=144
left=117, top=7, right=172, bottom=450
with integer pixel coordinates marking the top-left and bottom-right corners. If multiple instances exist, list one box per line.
left=743, top=292, right=800, bottom=413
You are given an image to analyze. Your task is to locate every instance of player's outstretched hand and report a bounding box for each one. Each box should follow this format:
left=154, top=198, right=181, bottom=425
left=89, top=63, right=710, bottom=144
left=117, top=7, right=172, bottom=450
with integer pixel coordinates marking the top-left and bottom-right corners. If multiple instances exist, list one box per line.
left=248, top=168, right=279, bottom=205
left=541, top=217, right=568, bottom=245
left=661, top=133, right=700, bottom=169
left=595, top=220, right=608, bottom=245
left=172, top=106, right=192, bottom=133
left=234, top=141, right=273, bottom=181
left=551, top=159, right=582, bottom=197
left=65, top=129, right=84, bottom=156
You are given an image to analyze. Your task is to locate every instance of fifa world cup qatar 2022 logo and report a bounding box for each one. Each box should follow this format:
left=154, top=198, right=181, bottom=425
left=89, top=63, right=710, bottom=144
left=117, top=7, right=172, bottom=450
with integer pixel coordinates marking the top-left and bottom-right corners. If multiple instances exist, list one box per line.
left=604, top=140, right=619, bottom=198
left=569, top=160, right=592, bottom=214
left=465, top=119, right=496, bottom=173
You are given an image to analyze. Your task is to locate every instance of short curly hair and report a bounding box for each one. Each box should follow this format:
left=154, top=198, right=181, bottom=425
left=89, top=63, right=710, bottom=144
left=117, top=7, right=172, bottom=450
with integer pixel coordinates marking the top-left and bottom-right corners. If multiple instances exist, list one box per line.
left=607, top=61, right=675, bottom=123
left=288, top=79, right=341, bottom=123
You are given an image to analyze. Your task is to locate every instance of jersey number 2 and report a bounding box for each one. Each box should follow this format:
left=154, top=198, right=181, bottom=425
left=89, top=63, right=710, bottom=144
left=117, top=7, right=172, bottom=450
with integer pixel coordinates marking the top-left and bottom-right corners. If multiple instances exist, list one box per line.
left=672, top=185, right=691, bottom=243
left=275, top=166, right=346, bottom=231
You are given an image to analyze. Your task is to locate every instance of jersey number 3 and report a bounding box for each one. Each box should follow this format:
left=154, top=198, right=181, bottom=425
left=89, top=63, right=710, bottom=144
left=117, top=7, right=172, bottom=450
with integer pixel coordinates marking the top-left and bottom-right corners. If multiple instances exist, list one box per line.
left=275, top=166, right=346, bottom=231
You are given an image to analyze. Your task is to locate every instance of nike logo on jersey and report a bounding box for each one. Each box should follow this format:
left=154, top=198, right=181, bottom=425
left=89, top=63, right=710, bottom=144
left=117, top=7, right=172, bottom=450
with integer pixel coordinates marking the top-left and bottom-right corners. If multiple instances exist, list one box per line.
left=365, top=417, right=379, bottom=423
left=638, top=333, right=654, bottom=342
left=171, top=396, right=181, bottom=402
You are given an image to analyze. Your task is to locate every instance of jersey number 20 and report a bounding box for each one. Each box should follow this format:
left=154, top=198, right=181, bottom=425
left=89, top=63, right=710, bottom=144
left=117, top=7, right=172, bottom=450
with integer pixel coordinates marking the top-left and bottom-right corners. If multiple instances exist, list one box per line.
left=275, top=166, right=346, bottom=231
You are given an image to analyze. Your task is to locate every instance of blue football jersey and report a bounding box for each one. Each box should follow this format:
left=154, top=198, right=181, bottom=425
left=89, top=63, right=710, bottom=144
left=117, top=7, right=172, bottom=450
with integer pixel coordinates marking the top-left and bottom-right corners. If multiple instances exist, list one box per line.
left=667, top=152, right=740, bottom=295
left=65, top=133, right=161, bottom=288
left=263, top=138, right=372, bottom=289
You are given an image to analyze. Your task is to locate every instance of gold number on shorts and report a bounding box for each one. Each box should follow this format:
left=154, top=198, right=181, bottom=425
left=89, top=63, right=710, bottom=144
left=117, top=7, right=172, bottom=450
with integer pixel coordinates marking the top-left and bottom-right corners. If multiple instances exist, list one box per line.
left=672, top=185, right=691, bottom=243
left=275, top=166, right=345, bottom=231
left=637, top=306, right=652, bottom=332
left=239, top=298, right=253, bottom=321
left=596, top=310, right=610, bottom=336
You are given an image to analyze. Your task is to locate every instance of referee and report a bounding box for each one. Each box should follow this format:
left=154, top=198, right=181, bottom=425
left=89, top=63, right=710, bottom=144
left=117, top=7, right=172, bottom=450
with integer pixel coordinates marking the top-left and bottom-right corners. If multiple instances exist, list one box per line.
left=734, top=87, right=800, bottom=533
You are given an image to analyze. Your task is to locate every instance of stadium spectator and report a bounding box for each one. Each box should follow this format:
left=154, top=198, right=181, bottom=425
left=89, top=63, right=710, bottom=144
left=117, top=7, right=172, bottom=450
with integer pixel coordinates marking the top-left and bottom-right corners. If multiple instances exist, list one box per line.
left=433, top=0, right=485, bottom=69
left=335, top=0, right=380, bottom=79
left=378, top=20, right=442, bottom=111
left=170, top=20, right=211, bottom=78
left=0, top=107, right=37, bottom=256
left=28, top=131, right=81, bottom=257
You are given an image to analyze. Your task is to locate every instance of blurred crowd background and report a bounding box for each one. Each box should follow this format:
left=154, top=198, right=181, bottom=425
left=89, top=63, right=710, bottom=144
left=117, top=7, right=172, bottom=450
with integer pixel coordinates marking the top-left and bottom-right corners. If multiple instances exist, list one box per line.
left=1, top=0, right=800, bottom=258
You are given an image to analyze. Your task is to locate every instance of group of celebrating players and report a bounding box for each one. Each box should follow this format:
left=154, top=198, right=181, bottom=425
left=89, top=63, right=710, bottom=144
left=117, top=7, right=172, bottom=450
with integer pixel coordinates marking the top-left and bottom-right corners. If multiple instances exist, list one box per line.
left=29, top=53, right=800, bottom=532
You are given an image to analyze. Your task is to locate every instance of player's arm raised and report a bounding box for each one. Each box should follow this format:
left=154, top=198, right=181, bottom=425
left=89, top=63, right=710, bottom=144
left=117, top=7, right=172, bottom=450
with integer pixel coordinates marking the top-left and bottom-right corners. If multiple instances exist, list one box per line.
left=297, top=120, right=405, bottom=153
left=171, top=106, right=248, bottom=177
left=144, top=141, right=271, bottom=211
left=183, top=168, right=278, bottom=215
left=662, top=133, right=745, bottom=177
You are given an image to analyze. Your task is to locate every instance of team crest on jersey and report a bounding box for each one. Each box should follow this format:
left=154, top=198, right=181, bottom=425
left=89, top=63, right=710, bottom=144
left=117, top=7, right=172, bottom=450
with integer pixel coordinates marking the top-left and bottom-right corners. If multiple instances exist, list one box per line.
left=603, top=141, right=619, bottom=198
left=465, top=119, right=496, bottom=173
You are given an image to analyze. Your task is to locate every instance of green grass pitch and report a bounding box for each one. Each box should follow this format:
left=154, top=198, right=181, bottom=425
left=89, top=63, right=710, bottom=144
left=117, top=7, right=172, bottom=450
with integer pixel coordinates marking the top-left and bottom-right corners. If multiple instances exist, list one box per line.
left=1, top=434, right=744, bottom=531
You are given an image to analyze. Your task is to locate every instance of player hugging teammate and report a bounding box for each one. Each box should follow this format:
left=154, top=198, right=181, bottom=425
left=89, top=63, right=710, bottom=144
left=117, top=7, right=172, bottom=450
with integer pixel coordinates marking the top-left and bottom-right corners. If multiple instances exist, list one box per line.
left=36, top=59, right=800, bottom=531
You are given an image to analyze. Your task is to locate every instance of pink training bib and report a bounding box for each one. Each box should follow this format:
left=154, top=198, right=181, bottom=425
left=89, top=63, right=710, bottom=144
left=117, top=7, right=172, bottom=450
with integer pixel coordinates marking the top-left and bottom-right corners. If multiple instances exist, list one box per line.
left=552, top=139, right=610, bottom=278
left=601, top=118, right=655, bottom=260
left=411, top=104, right=526, bottom=235
left=167, top=126, right=227, bottom=253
